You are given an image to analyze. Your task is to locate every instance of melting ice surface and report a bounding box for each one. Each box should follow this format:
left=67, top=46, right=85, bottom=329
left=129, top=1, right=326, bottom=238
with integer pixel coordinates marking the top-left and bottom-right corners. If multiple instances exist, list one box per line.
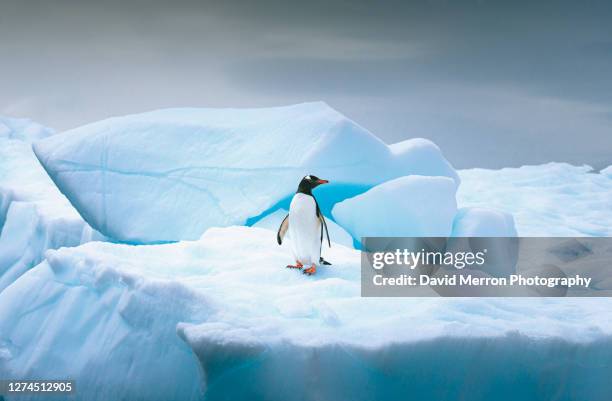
left=1, top=111, right=612, bottom=400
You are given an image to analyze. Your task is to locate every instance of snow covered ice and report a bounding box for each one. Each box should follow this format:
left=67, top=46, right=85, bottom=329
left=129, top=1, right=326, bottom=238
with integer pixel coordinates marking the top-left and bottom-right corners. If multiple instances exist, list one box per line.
left=451, top=207, right=517, bottom=237
left=0, top=117, right=102, bottom=294
left=0, top=116, right=53, bottom=142
left=1, top=110, right=612, bottom=400
left=332, top=175, right=458, bottom=240
left=458, top=163, right=612, bottom=236
left=1, top=227, right=611, bottom=401
left=32, top=102, right=458, bottom=243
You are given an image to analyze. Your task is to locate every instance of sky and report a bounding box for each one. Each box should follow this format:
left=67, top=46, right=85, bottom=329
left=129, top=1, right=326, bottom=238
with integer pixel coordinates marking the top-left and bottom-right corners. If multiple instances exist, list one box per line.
left=1, top=0, right=611, bottom=169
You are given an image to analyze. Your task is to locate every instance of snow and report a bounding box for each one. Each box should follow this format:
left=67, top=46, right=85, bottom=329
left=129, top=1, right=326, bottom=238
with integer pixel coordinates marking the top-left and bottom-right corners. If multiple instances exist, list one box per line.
left=332, top=175, right=458, bottom=240
left=458, top=163, right=612, bottom=236
left=32, top=102, right=458, bottom=243
left=601, top=165, right=612, bottom=178
left=0, top=117, right=102, bottom=294
left=0, top=226, right=610, bottom=401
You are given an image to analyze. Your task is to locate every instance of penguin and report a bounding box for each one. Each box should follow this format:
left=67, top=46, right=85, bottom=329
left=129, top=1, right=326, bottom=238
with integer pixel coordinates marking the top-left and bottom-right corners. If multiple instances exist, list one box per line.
left=277, top=175, right=331, bottom=275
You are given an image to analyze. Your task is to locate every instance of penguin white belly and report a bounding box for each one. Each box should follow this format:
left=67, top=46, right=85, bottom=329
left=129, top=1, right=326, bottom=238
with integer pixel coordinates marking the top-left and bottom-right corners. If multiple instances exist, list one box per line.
left=288, top=193, right=321, bottom=266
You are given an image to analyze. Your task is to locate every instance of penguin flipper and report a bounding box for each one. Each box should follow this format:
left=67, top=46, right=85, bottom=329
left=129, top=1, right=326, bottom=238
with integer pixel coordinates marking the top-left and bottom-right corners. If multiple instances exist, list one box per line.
left=277, top=214, right=289, bottom=245
left=314, top=200, right=331, bottom=248
left=319, top=214, right=331, bottom=248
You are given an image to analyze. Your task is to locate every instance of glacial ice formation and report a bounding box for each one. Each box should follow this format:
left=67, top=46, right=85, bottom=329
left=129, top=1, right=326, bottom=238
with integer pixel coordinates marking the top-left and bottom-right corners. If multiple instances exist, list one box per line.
left=451, top=207, right=517, bottom=237
left=1, top=227, right=611, bottom=401
left=32, top=102, right=458, bottom=243
left=1, top=113, right=611, bottom=401
left=458, top=163, right=612, bottom=236
left=332, top=175, right=458, bottom=240
left=0, top=117, right=101, bottom=294
left=0, top=116, right=54, bottom=142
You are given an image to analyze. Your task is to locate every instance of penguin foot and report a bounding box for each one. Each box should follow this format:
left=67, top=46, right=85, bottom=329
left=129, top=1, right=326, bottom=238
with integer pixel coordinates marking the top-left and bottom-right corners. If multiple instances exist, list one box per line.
left=319, top=257, right=332, bottom=266
left=286, top=262, right=303, bottom=269
left=303, top=264, right=317, bottom=275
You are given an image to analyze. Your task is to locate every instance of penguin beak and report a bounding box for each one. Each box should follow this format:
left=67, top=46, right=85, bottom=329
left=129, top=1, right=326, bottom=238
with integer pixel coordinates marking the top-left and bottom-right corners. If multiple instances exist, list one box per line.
left=317, top=179, right=329, bottom=184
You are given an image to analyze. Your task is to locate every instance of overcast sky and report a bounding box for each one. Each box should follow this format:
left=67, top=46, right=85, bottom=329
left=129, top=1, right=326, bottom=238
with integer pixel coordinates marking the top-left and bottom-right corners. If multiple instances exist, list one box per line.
left=1, top=0, right=611, bottom=168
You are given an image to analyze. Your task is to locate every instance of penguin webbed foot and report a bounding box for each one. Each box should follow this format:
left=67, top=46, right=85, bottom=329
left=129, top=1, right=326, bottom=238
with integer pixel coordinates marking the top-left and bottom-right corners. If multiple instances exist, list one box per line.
left=286, top=262, right=303, bottom=269
left=303, top=264, right=317, bottom=275
left=319, top=257, right=332, bottom=266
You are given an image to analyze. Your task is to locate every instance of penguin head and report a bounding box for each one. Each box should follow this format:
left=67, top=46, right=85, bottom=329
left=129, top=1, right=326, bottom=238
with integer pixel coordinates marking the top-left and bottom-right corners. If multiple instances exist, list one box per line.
left=297, top=175, right=329, bottom=194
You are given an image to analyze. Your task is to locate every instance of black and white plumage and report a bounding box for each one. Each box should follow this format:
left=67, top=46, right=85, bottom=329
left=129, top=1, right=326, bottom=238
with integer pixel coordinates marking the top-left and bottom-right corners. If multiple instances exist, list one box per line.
left=277, top=175, right=331, bottom=275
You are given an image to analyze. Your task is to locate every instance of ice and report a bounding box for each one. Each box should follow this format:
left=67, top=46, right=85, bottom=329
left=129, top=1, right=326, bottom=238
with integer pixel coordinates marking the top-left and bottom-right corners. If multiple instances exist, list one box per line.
left=32, top=102, right=459, bottom=243
left=601, top=165, right=612, bottom=178
left=0, top=202, right=92, bottom=293
left=0, top=117, right=102, bottom=294
left=458, top=163, right=612, bottom=236
left=447, top=208, right=518, bottom=279
left=0, top=226, right=610, bottom=401
left=0, top=254, right=204, bottom=401
left=451, top=207, right=517, bottom=237
left=0, top=116, right=53, bottom=142
left=389, top=138, right=461, bottom=181
left=3, top=111, right=612, bottom=400
left=332, top=175, right=458, bottom=240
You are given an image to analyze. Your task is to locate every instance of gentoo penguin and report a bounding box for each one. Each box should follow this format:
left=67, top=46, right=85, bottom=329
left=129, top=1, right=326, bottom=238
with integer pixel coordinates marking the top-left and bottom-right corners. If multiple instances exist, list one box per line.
left=277, top=175, right=331, bottom=275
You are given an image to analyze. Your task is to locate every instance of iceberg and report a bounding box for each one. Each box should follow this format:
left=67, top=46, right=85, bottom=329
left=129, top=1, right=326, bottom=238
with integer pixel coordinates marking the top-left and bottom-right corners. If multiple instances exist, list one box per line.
left=389, top=138, right=462, bottom=181
left=32, top=102, right=459, bottom=243
left=457, top=163, right=612, bottom=236
left=0, top=117, right=101, bottom=294
left=1, top=226, right=610, bottom=401
left=332, top=175, right=458, bottom=240
left=0, top=116, right=54, bottom=142
left=0, top=249, right=205, bottom=401
left=2, top=112, right=611, bottom=401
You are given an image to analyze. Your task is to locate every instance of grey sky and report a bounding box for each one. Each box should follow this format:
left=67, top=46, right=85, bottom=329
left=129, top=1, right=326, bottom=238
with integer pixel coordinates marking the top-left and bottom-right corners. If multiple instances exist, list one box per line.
left=1, top=0, right=611, bottom=168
